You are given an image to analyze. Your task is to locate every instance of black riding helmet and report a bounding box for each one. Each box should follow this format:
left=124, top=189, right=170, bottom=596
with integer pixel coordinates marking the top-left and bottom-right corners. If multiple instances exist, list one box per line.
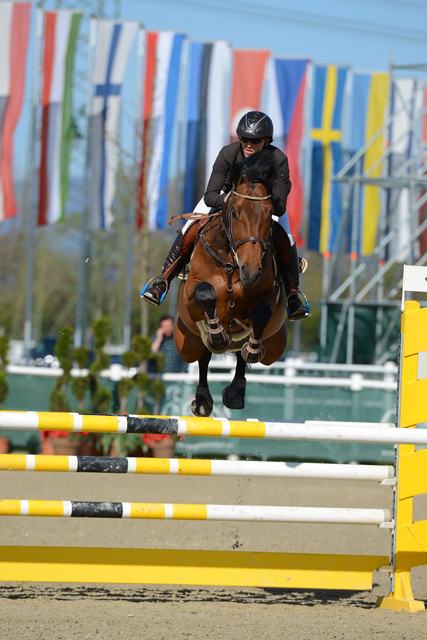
left=236, top=111, right=274, bottom=142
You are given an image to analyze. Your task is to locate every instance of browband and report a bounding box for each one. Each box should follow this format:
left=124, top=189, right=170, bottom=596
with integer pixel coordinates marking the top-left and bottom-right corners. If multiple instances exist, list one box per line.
left=232, top=191, right=272, bottom=201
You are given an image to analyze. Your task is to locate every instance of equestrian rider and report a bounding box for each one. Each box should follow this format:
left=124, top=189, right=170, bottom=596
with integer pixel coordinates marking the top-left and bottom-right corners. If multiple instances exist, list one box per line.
left=142, top=111, right=310, bottom=321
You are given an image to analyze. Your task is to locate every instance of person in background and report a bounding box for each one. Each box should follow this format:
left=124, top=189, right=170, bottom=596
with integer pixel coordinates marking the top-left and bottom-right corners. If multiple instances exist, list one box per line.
left=151, top=314, right=188, bottom=373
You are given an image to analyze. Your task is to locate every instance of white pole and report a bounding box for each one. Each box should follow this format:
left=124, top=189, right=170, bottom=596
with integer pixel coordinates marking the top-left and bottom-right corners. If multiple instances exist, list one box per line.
left=74, top=16, right=97, bottom=348
left=123, top=25, right=145, bottom=350
left=0, top=454, right=395, bottom=483
left=23, top=7, right=43, bottom=359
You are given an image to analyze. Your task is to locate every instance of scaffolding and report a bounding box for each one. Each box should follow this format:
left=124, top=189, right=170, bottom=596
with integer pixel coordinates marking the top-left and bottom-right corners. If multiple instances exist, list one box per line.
left=320, top=63, right=427, bottom=365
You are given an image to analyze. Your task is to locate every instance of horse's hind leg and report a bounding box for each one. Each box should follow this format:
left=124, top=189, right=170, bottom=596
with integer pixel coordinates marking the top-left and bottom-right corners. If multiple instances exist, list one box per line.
left=194, top=282, right=229, bottom=353
left=241, top=302, right=272, bottom=364
left=191, top=350, right=214, bottom=417
left=222, top=351, right=246, bottom=411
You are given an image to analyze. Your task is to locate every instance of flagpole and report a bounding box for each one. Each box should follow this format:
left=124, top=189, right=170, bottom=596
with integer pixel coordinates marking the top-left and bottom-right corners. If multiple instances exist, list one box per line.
left=23, top=6, right=43, bottom=360
left=74, top=15, right=97, bottom=348
left=168, top=36, right=188, bottom=319
left=123, top=25, right=145, bottom=350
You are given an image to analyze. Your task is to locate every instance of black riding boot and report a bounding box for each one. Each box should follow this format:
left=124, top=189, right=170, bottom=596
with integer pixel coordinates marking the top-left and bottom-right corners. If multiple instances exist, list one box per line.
left=141, top=224, right=198, bottom=306
left=285, top=243, right=310, bottom=321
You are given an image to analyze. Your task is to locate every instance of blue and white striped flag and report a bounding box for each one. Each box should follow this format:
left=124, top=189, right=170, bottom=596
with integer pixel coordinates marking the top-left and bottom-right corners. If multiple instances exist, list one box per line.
left=88, top=18, right=138, bottom=230
left=182, top=40, right=231, bottom=213
left=146, top=31, right=185, bottom=231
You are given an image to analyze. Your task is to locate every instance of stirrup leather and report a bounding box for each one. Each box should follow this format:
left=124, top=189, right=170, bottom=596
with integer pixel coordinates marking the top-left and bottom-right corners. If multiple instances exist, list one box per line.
left=286, top=289, right=311, bottom=321
left=140, top=276, right=169, bottom=306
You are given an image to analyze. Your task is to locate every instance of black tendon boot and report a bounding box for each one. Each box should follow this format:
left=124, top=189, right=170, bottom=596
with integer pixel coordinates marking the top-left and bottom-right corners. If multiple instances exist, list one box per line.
left=141, top=224, right=198, bottom=306
left=286, top=244, right=311, bottom=321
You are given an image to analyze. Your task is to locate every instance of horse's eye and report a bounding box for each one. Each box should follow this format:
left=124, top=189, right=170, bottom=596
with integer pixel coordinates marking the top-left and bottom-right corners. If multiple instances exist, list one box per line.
left=231, top=209, right=238, bottom=219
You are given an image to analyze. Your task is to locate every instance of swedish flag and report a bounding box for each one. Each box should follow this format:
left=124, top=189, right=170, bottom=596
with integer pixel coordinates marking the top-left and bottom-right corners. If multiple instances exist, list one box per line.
left=308, top=65, right=349, bottom=253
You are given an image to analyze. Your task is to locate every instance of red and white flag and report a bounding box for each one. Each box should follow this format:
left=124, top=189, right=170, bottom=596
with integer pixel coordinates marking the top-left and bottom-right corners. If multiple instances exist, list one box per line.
left=0, top=1, right=31, bottom=222
left=229, top=49, right=270, bottom=142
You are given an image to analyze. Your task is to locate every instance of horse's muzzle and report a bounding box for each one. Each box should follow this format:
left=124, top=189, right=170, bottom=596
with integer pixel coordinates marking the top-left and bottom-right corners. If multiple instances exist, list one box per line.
left=240, top=264, right=262, bottom=288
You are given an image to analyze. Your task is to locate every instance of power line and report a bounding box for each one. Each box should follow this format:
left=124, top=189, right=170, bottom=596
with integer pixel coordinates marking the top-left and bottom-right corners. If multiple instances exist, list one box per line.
left=336, top=0, right=427, bottom=12
left=134, top=0, right=427, bottom=47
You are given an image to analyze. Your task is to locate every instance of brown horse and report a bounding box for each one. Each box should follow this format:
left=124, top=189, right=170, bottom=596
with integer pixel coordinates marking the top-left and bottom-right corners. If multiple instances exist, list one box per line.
left=175, top=149, right=289, bottom=416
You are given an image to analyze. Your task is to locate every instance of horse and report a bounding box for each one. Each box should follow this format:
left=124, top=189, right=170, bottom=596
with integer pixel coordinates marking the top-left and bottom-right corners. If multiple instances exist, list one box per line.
left=175, top=148, right=289, bottom=417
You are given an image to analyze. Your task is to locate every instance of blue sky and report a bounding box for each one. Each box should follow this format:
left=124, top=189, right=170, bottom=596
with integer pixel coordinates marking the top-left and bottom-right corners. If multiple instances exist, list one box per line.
left=122, top=0, right=426, bottom=71
left=14, top=0, right=427, bottom=184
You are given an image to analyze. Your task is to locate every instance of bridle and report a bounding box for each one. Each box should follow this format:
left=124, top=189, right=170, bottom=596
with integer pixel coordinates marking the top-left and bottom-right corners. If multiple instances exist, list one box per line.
left=199, top=188, right=273, bottom=269
left=223, top=189, right=272, bottom=263
left=198, top=187, right=273, bottom=334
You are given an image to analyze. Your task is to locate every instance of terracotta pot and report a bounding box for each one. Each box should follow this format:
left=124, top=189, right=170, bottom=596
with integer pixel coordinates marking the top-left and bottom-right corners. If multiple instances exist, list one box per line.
left=40, top=437, right=55, bottom=455
left=78, top=440, right=98, bottom=456
left=149, top=439, right=176, bottom=458
left=51, top=437, right=80, bottom=456
left=0, top=437, right=10, bottom=454
left=109, top=441, right=120, bottom=457
left=108, top=441, right=146, bottom=458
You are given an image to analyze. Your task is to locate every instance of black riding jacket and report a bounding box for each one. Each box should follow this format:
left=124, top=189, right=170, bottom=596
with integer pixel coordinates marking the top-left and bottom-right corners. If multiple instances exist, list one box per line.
left=203, top=141, right=292, bottom=218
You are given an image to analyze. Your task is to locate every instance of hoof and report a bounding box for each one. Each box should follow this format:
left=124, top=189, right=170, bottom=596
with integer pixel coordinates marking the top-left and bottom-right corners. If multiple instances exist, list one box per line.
left=191, top=399, right=213, bottom=417
left=191, top=385, right=213, bottom=417
left=222, top=380, right=246, bottom=410
left=241, top=340, right=265, bottom=364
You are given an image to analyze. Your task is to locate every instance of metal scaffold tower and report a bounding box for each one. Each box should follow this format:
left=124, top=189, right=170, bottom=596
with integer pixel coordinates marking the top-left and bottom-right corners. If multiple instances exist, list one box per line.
left=320, top=63, right=427, bottom=365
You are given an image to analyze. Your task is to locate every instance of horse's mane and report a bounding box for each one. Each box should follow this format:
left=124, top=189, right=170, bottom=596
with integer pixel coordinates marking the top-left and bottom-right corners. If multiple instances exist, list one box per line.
left=232, top=147, right=277, bottom=189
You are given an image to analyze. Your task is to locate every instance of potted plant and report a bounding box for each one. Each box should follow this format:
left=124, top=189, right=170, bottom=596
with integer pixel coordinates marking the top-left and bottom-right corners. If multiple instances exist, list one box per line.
left=45, top=327, right=81, bottom=455
left=96, top=433, right=149, bottom=457
left=71, top=344, right=99, bottom=455
left=143, top=433, right=181, bottom=458
left=89, top=316, right=112, bottom=414
left=0, top=334, right=10, bottom=453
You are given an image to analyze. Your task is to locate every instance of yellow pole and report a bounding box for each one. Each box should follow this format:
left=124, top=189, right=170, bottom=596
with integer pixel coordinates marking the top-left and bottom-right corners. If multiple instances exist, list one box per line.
left=377, top=301, right=427, bottom=612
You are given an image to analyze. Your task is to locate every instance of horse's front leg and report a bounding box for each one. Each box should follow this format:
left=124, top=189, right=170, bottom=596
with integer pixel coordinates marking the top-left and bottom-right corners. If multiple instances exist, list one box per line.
left=241, top=301, right=272, bottom=364
left=194, top=282, right=229, bottom=354
left=191, top=350, right=214, bottom=417
left=222, top=351, right=247, bottom=410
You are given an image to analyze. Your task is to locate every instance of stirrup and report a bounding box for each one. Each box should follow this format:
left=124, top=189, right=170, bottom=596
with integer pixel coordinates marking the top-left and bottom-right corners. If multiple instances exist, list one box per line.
left=286, top=290, right=311, bottom=321
left=299, top=257, right=308, bottom=274
left=140, top=276, right=169, bottom=306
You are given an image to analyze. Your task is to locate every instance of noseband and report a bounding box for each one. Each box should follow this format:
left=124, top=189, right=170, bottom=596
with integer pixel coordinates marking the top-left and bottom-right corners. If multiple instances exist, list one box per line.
left=224, top=190, right=272, bottom=258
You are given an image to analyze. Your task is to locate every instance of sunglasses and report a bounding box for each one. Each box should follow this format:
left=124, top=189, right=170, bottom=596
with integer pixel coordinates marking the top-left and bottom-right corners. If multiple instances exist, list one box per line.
left=240, top=136, right=264, bottom=145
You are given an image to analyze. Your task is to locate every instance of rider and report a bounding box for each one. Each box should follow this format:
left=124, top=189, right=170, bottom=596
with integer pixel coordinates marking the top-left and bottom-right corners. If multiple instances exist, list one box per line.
left=141, top=111, right=310, bottom=321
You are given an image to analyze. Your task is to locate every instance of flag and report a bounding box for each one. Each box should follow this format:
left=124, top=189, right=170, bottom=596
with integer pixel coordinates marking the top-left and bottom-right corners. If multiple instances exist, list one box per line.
left=267, top=58, right=309, bottom=245
left=182, top=40, right=231, bottom=212
left=138, top=32, right=185, bottom=231
left=182, top=41, right=204, bottom=213
left=88, top=18, right=138, bottom=230
left=307, top=65, right=349, bottom=253
left=0, top=1, right=31, bottom=222
left=38, top=10, right=82, bottom=225
left=229, top=49, right=270, bottom=142
left=205, top=41, right=232, bottom=188
left=386, top=78, right=423, bottom=261
left=348, top=72, right=389, bottom=255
